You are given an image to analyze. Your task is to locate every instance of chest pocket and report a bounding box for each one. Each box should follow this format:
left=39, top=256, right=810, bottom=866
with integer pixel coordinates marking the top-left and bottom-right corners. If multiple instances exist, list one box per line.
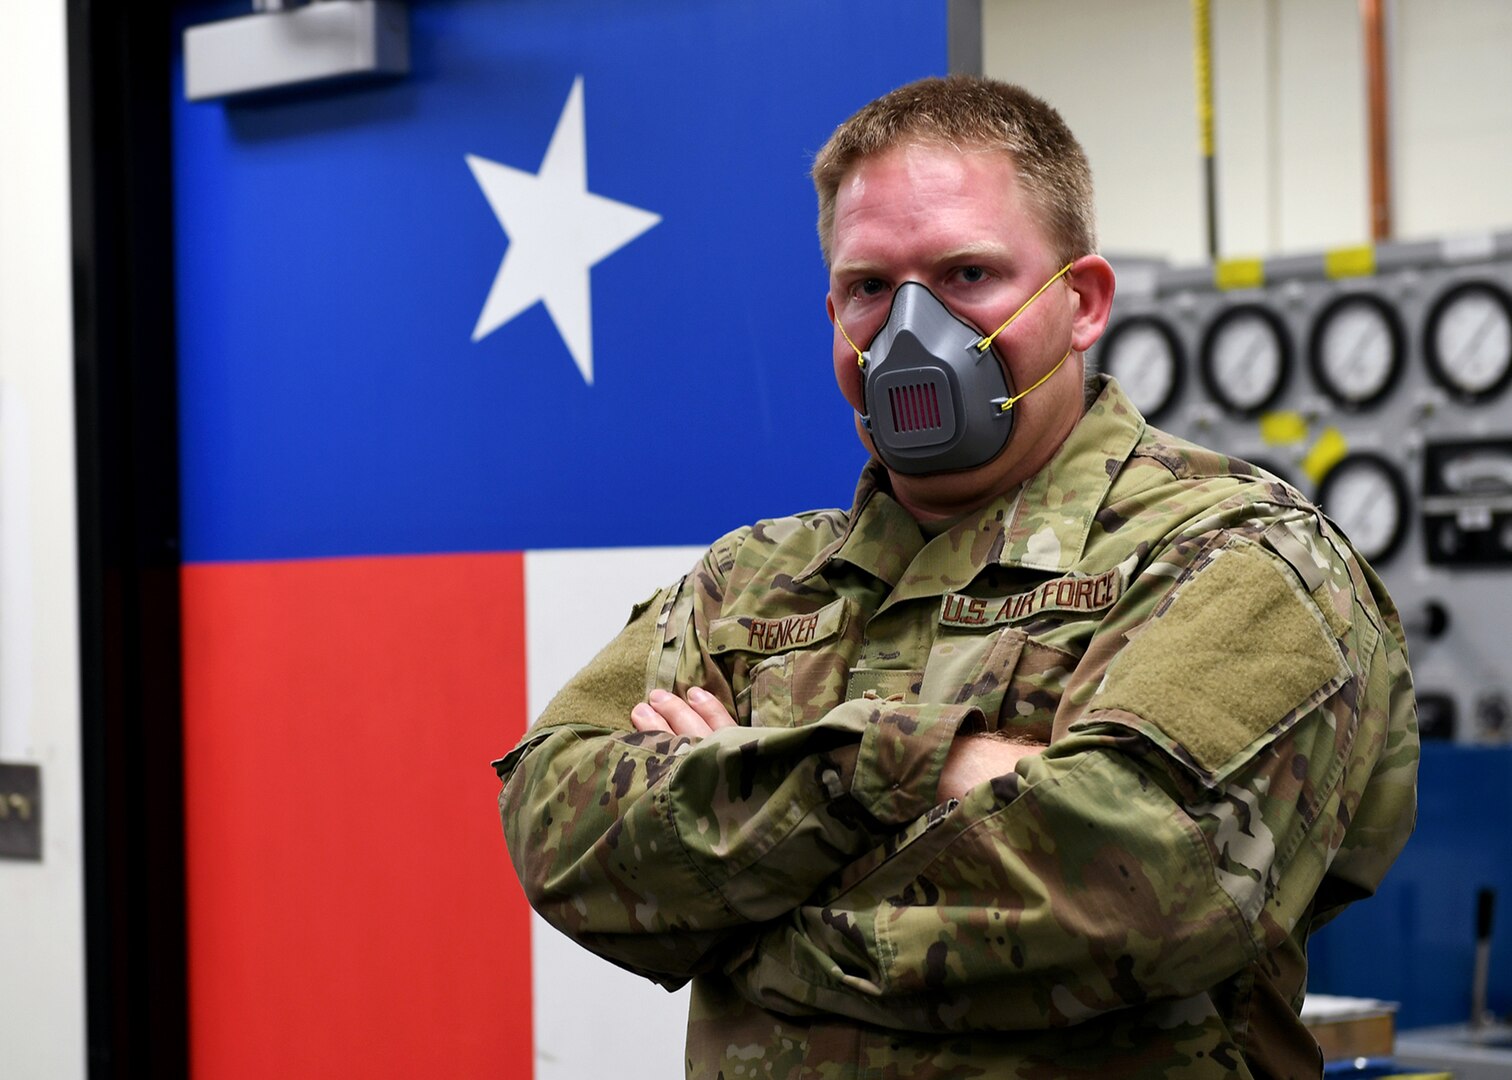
left=709, top=597, right=858, bottom=728
left=918, top=625, right=1080, bottom=743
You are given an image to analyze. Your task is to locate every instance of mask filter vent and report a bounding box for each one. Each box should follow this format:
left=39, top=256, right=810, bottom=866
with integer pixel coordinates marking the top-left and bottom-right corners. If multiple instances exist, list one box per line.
left=888, top=381, right=942, bottom=433
left=872, top=366, right=958, bottom=450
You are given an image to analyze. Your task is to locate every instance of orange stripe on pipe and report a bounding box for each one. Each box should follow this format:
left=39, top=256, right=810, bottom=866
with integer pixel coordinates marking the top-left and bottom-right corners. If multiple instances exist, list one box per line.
left=1362, top=0, right=1393, bottom=240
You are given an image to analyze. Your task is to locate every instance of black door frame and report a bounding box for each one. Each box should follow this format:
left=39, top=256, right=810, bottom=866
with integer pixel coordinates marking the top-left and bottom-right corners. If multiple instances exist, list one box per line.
left=67, top=1, right=187, bottom=1076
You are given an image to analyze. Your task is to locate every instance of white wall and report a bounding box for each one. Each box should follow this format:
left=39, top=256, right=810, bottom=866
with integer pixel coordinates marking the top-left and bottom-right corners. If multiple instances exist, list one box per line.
left=525, top=546, right=704, bottom=1080
left=1395, top=0, right=1512, bottom=239
left=0, top=1, right=87, bottom=1077
left=984, top=0, right=1512, bottom=264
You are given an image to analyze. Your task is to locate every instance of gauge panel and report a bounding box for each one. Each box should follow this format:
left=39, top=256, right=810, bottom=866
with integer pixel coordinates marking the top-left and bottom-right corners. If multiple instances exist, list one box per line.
left=1317, top=452, right=1410, bottom=566
left=1097, top=314, right=1184, bottom=421
left=1198, top=303, right=1292, bottom=416
left=1423, top=280, right=1512, bottom=402
left=1307, top=292, right=1405, bottom=408
left=1105, top=242, right=1512, bottom=746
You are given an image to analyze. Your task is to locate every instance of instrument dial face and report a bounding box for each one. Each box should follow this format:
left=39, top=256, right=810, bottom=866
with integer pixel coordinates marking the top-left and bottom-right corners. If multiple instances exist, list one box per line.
left=1317, top=453, right=1410, bottom=565
left=1309, top=293, right=1404, bottom=408
left=1199, top=304, right=1291, bottom=415
left=1098, top=315, right=1183, bottom=420
left=1425, top=281, right=1512, bottom=401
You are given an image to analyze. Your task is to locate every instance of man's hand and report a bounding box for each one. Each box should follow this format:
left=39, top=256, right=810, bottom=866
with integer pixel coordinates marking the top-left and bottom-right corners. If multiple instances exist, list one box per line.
left=631, top=687, right=736, bottom=737
left=938, top=734, right=1044, bottom=802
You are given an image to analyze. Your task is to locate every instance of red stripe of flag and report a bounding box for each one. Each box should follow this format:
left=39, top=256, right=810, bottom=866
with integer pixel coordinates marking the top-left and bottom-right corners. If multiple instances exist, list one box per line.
left=182, top=552, right=533, bottom=1079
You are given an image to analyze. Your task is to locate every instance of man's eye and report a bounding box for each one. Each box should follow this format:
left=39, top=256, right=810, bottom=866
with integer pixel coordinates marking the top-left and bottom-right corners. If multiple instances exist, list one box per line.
left=854, top=278, right=889, bottom=298
left=957, top=266, right=987, bottom=284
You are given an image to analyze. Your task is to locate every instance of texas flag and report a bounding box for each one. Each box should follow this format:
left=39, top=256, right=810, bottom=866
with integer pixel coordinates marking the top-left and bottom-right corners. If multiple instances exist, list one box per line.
left=172, top=2, right=944, bottom=1076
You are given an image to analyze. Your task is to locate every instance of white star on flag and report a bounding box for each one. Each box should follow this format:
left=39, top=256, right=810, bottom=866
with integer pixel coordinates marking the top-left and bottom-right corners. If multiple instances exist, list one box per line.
left=467, top=77, right=661, bottom=385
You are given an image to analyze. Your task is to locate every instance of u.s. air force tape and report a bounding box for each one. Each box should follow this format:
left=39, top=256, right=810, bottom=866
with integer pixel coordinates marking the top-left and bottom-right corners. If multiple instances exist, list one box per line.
left=938, top=565, right=1125, bottom=628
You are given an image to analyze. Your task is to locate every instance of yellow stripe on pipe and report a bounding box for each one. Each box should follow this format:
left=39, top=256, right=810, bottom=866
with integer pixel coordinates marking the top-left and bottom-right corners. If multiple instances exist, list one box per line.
left=1325, top=245, right=1376, bottom=279
left=1193, top=0, right=1214, bottom=157
left=1215, top=258, right=1264, bottom=291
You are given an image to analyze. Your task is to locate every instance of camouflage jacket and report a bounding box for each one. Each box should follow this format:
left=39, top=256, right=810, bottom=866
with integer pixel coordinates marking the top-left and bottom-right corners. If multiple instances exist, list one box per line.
left=495, top=377, right=1418, bottom=1080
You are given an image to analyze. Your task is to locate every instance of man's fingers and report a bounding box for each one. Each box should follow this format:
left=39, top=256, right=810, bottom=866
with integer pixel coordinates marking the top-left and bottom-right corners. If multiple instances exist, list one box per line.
left=686, top=686, right=736, bottom=730
left=630, top=702, right=672, bottom=733
left=630, top=688, right=735, bottom=737
left=646, top=689, right=712, bottom=737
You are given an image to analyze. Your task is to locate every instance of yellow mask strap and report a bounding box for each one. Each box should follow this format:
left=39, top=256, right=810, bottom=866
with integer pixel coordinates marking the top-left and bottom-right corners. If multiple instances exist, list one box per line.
left=975, top=261, right=1076, bottom=354
left=839, top=259, right=1075, bottom=370
left=836, top=316, right=867, bottom=369
left=997, top=348, right=1071, bottom=413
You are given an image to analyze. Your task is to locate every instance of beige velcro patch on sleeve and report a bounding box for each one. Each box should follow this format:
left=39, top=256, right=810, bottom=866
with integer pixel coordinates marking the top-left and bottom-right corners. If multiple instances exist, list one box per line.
left=1086, top=540, right=1349, bottom=784
left=532, top=587, right=668, bottom=735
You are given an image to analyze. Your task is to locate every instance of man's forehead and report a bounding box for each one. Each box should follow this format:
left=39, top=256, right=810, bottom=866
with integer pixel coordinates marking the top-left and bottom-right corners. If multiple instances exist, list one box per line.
left=825, top=140, right=1058, bottom=271
left=830, top=142, right=1024, bottom=228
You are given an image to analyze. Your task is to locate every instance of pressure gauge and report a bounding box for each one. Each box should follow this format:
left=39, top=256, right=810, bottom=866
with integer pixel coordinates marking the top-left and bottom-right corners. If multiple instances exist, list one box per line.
left=1198, top=304, right=1291, bottom=415
left=1424, top=280, right=1512, bottom=402
left=1317, top=452, right=1410, bottom=566
left=1097, top=315, right=1183, bottom=421
left=1100, top=313, right=1179, bottom=417
left=1308, top=292, right=1404, bottom=408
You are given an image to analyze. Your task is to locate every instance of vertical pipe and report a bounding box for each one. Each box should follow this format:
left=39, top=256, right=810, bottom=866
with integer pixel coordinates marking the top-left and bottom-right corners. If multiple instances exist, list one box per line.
left=1193, top=0, right=1219, bottom=259
left=1266, top=0, right=1282, bottom=251
left=947, top=0, right=983, bottom=76
left=1362, top=0, right=1393, bottom=240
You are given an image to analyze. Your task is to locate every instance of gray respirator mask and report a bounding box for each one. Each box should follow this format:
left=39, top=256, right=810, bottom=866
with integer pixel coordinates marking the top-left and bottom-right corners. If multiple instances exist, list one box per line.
left=843, top=265, right=1073, bottom=476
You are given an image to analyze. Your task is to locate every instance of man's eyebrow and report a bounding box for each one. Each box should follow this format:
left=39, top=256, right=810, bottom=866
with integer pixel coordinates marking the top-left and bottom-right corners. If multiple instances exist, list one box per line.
left=831, top=245, right=1017, bottom=280
left=933, top=243, right=1015, bottom=265
left=830, top=259, right=886, bottom=281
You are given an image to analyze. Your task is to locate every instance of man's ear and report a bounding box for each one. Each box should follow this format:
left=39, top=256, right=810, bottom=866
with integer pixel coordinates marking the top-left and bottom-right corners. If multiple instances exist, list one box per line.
left=1067, top=255, right=1116, bottom=354
left=825, top=293, right=838, bottom=325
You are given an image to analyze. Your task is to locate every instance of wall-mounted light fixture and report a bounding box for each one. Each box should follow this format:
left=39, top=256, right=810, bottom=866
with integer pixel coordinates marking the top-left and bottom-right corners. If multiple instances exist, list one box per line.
left=184, top=0, right=408, bottom=103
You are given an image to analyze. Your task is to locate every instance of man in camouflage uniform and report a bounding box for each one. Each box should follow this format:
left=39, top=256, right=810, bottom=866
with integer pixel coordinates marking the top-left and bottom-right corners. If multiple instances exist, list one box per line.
left=494, top=76, right=1418, bottom=1078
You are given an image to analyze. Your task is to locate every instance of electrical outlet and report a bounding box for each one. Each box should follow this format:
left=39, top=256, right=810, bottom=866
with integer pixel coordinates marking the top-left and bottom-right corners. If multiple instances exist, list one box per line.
left=0, top=763, right=41, bottom=860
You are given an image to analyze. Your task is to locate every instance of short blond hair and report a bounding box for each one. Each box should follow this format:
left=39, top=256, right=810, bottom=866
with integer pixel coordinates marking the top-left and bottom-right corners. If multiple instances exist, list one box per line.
left=812, top=75, right=1096, bottom=268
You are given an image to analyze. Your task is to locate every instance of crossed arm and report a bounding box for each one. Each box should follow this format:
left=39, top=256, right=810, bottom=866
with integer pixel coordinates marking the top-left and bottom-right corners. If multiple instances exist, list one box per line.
left=502, top=524, right=1394, bottom=1032
left=631, top=686, right=1041, bottom=803
left=627, top=682, right=1350, bottom=1033
left=505, top=693, right=1318, bottom=1032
